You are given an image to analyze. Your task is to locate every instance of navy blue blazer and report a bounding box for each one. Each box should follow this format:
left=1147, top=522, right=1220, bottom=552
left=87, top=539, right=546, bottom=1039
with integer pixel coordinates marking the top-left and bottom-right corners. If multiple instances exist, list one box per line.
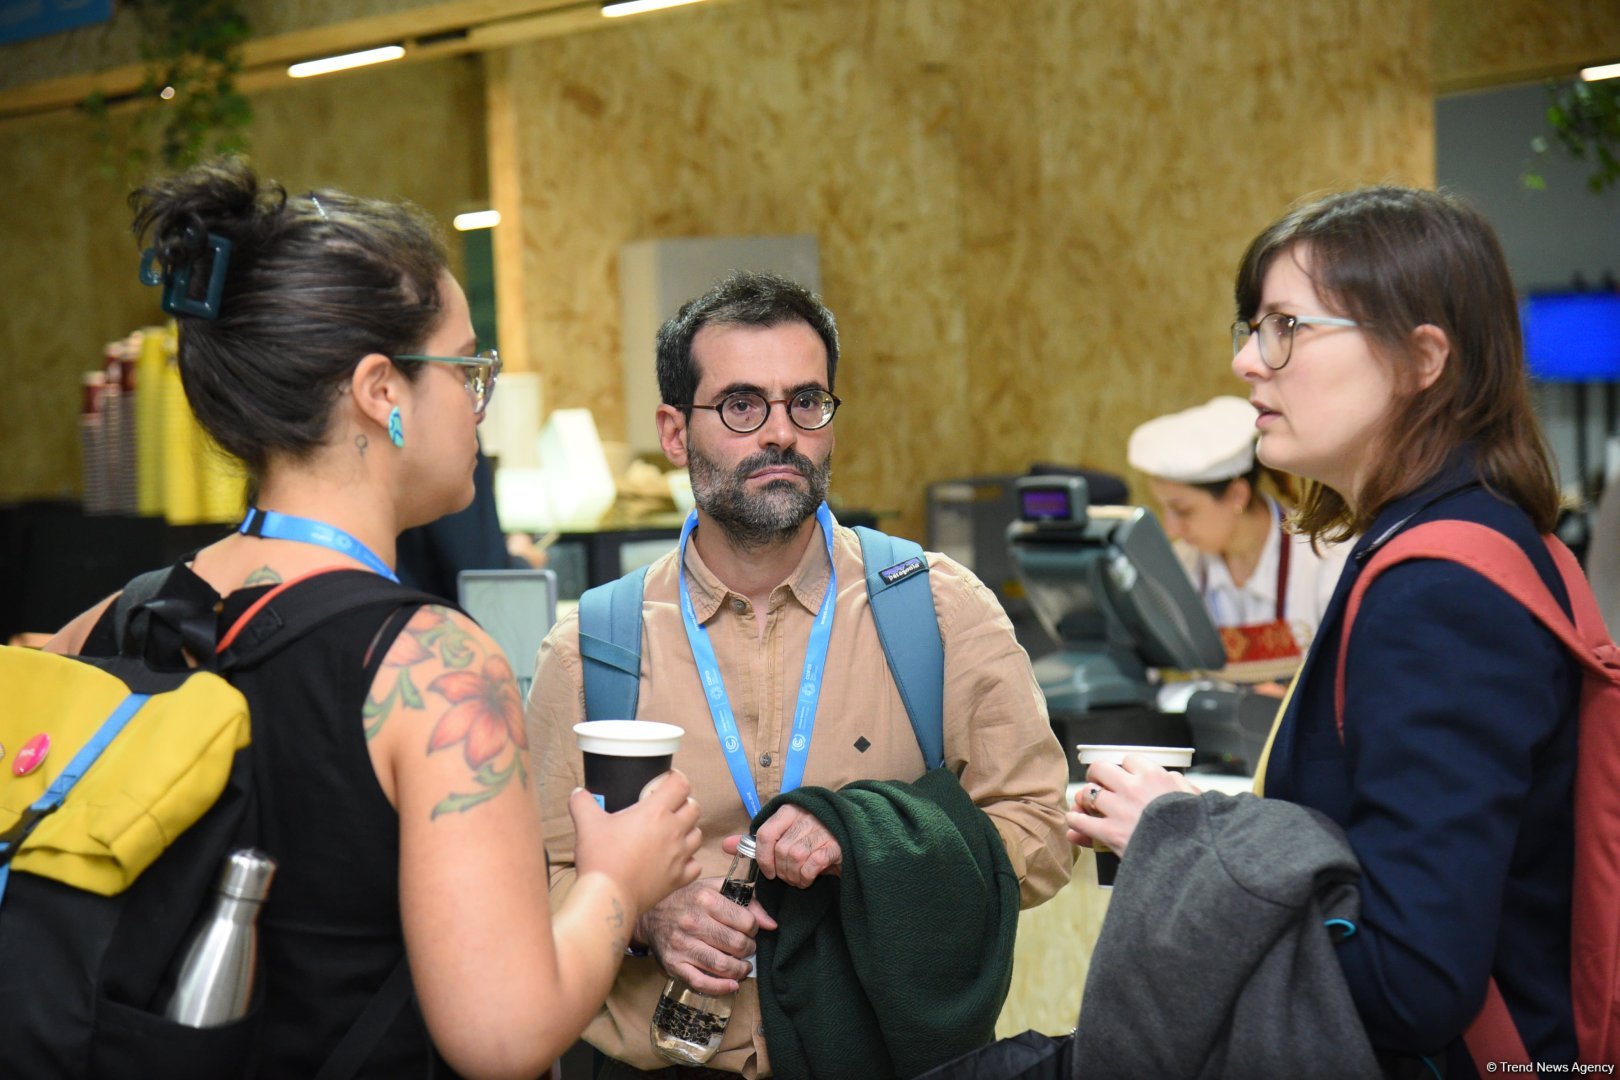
left=1263, top=453, right=1580, bottom=1074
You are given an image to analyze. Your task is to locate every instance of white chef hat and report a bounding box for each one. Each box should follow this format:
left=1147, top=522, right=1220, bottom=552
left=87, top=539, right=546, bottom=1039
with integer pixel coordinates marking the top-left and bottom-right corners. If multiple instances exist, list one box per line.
left=1126, top=396, right=1258, bottom=484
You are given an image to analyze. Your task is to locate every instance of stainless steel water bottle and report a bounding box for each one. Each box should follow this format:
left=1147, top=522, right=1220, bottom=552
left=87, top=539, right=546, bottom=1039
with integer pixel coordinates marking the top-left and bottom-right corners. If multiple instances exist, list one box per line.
left=164, top=848, right=277, bottom=1028
left=650, top=835, right=760, bottom=1065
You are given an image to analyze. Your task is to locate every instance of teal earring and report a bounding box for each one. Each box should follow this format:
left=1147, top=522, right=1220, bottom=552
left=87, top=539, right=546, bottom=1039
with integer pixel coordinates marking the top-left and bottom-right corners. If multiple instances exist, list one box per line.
left=387, top=407, right=405, bottom=448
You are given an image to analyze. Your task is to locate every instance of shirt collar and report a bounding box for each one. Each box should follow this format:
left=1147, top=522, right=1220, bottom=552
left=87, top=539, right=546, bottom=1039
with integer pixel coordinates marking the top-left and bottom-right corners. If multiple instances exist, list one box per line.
left=783, top=512, right=835, bottom=614
left=679, top=510, right=836, bottom=620
left=680, top=538, right=727, bottom=623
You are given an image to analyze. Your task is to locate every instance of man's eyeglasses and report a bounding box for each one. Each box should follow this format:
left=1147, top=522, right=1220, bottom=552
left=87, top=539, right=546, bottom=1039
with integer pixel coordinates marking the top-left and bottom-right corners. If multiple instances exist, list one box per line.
left=1231, top=313, right=1360, bottom=371
left=393, top=349, right=502, bottom=414
left=681, top=388, right=841, bottom=434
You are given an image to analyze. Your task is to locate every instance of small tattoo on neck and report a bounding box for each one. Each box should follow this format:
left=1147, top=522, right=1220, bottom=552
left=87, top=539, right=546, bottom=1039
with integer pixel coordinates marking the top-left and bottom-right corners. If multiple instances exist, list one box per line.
left=356, top=433, right=369, bottom=457
left=243, top=566, right=282, bottom=587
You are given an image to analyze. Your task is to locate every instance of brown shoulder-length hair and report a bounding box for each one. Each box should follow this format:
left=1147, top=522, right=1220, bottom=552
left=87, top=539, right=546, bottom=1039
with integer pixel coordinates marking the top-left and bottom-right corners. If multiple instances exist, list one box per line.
left=1234, top=186, right=1560, bottom=543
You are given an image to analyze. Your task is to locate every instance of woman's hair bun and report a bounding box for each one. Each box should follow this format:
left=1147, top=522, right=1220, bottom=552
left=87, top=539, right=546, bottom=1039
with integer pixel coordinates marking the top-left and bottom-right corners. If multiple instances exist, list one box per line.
left=123, top=156, right=447, bottom=484
left=130, top=157, right=285, bottom=274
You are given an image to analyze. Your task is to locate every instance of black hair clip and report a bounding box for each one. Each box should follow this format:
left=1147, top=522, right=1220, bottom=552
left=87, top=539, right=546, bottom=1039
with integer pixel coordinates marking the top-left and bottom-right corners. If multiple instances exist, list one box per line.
left=138, top=231, right=233, bottom=320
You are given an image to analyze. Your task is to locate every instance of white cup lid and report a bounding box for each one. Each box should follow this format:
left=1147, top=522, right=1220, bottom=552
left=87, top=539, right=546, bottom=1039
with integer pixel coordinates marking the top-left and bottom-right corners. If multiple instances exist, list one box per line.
left=573, top=720, right=684, bottom=757
left=1075, top=743, right=1194, bottom=767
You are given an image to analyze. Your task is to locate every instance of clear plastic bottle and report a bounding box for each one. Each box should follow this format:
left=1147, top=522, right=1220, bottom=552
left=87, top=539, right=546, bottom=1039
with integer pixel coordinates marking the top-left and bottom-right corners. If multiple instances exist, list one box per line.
left=650, top=835, right=760, bottom=1065
left=164, top=848, right=277, bottom=1028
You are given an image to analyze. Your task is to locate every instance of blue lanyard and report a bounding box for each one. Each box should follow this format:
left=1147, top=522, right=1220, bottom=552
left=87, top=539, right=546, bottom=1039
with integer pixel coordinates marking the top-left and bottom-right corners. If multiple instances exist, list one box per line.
left=238, top=507, right=399, bottom=582
left=677, top=503, right=837, bottom=817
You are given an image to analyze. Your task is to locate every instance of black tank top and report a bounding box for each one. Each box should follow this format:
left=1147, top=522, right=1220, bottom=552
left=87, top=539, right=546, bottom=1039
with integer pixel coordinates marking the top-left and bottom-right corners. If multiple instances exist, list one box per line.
left=85, top=564, right=452, bottom=1078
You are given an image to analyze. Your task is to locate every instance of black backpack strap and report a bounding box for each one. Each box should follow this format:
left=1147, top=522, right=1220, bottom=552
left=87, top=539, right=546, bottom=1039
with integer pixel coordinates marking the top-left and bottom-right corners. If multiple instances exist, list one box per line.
left=110, top=566, right=176, bottom=655
left=227, top=578, right=447, bottom=1076
left=218, top=571, right=453, bottom=672
left=311, top=956, right=414, bottom=1080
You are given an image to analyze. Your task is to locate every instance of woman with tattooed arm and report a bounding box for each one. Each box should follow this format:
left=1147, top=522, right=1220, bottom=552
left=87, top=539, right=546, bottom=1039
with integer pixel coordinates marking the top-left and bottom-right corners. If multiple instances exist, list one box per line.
left=45, top=159, right=703, bottom=1080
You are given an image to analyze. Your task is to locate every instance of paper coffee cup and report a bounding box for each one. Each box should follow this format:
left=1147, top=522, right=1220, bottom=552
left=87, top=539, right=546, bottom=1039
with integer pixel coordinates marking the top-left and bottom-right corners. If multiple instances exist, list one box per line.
left=574, top=720, right=684, bottom=812
left=1076, top=744, right=1194, bottom=888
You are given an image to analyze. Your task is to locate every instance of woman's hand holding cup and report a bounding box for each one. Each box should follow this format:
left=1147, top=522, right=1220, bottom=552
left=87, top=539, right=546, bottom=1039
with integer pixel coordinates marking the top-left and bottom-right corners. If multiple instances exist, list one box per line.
left=571, top=769, right=702, bottom=917
left=570, top=720, right=701, bottom=915
left=1066, top=744, right=1197, bottom=887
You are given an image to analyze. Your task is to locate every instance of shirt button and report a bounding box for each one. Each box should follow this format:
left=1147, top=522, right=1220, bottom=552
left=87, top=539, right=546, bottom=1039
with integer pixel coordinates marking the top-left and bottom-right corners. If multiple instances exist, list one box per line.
left=759, top=752, right=773, bottom=767
left=731, top=597, right=747, bottom=612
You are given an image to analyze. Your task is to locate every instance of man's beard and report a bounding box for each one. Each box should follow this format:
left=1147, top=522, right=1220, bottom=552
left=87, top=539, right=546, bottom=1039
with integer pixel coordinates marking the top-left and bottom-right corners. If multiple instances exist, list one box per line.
left=687, top=443, right=832, bottom=550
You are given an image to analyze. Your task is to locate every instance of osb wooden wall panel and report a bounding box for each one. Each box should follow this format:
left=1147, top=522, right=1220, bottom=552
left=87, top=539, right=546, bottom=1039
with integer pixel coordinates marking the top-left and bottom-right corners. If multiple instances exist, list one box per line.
left=493, top=0, right=973, bottom=526
left=0, top=115, right=160, bottom=501
left=0, top=57, right=485, bottom=501
left=957, top=0, right=1433, bottom=532
left=248, top=55, right=487, bottom=260
left=494, top=0, right=1432, bottom=539
left=1434, top=0, right=1620, bottom=90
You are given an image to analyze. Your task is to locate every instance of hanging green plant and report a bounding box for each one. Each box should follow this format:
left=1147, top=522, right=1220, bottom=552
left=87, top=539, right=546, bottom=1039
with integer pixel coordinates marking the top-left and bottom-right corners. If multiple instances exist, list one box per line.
left=1525, top=77, right=1620, bottom=196
left=82, top=0, right=253, bottom=181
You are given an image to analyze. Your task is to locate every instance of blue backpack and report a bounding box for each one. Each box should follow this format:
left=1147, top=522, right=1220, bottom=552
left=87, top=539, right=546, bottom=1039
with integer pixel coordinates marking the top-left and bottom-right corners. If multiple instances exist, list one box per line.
left=578, top=527, right=945, bottom=768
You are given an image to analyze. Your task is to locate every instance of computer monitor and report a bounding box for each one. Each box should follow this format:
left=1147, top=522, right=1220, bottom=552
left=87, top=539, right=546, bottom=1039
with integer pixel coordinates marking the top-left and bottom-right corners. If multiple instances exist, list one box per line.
left=926, top=467, right=1129, bottom=663
left=1007, top=475, right=1226, bottom=713
left=457, top=568, right=559, bottom=700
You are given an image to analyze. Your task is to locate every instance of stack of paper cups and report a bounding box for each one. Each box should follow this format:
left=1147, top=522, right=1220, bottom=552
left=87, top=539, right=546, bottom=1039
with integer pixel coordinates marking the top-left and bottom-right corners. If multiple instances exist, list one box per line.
left=98, top=345, right=127, bottom=516
left=80, top=373, right=109, bottom=513
left=114, top=340, right=140, bottom=513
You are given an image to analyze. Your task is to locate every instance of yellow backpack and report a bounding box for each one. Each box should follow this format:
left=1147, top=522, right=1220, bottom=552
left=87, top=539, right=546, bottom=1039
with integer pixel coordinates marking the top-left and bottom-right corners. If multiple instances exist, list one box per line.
left=0, top=646, right=249, bottom=897
left=0, top=567, right=437, bottom=1080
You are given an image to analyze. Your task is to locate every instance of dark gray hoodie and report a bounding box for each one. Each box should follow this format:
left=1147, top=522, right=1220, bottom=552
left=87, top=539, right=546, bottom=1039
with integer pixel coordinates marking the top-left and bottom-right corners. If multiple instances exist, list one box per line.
left=1073, top=791, right=1381, bottom=1079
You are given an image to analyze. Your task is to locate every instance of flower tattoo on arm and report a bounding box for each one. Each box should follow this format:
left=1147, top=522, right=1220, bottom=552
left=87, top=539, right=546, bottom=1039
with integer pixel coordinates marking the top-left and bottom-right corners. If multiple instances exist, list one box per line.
left=365, top=606, right=529, bottom=819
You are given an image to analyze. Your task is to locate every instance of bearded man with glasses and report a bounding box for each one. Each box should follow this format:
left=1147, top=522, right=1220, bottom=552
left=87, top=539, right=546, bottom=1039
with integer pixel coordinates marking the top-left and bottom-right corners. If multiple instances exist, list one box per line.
left=526, top=270, right=1072, bottom=1079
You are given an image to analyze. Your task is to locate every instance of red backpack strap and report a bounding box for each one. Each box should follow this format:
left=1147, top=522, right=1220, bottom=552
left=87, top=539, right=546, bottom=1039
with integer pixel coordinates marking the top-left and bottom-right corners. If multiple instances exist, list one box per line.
left=1334, top=520, right=1593, bottom=742
left=1548, top=534, right=1620, bottom=1064
left=1465, top=980, right=1531, bottom=1068
left=213, top=567, right=348, bottom=653
left=1540, top=535, right=1620, bottom=671
left=1336, top=520, right=1620, bottom=1068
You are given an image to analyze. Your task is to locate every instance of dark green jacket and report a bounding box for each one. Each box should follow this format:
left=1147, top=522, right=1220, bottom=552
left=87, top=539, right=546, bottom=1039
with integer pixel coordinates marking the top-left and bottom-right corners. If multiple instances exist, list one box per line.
left=751, top=767, right=1020, bottom=1080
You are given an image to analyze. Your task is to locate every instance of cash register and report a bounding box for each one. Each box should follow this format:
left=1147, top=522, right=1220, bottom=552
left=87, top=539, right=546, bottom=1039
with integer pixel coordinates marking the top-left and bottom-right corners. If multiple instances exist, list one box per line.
left=1006, top=475, right=1278, bottom=778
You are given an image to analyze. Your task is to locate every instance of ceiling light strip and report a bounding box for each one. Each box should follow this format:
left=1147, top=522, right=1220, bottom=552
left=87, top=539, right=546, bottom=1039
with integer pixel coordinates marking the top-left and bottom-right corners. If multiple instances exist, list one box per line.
left=453, top=210, right=502, bottom=231
left=602, top=0, right=707, bottom=19
left=288, top=45, right=407, bottom=79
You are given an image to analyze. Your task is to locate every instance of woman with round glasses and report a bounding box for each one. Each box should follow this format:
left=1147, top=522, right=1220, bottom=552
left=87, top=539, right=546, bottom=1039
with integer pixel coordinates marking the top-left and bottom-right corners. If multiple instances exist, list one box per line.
left=1071, top=187, right=1580, bottom=1072
left=43, top=159, right=702, bottom=1078
left=1127, top=395, right=1347, bottom=685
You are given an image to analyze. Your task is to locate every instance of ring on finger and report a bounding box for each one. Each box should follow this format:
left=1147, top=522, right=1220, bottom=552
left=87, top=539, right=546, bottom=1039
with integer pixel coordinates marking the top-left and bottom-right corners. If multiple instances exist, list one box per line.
left=1085, top=784, right=1102, bottom=814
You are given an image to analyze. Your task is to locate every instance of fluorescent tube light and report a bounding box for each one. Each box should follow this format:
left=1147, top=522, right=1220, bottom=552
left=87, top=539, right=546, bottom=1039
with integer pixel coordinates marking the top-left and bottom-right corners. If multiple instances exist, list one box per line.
left=453, top=210, right=502, bottom=231
left=1580, top=61, right=1620, bottom=82
left=288, top=45, right=406, bottom=79
left=602, top=0, right=707, bottom=18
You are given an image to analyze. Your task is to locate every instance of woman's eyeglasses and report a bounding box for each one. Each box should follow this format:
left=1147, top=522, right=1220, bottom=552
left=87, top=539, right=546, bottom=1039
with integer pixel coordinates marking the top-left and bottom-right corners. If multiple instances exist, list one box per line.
left=1231, top=313, right=1360, bottom=370
left=392, top=349, right=502, bottom=413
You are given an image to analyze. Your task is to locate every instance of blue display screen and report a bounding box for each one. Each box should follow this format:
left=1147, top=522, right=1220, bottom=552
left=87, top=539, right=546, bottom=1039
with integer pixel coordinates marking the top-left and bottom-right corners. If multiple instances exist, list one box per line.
left=1021, top=488, right=1072, bottom=521
left=1521, top=292, right=1620, bottom=383
left=0, top=0, right=113, bottom=46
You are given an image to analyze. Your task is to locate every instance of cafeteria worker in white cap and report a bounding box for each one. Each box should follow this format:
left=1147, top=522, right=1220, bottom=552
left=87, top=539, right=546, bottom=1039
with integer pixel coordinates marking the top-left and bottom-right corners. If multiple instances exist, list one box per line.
left=1127, top=395, right=1348, bottom=683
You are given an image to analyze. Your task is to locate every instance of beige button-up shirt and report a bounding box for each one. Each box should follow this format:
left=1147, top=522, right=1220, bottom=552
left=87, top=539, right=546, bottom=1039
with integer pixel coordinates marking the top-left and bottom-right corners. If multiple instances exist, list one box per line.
left=526, top=519, right=1072, bottom=1077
